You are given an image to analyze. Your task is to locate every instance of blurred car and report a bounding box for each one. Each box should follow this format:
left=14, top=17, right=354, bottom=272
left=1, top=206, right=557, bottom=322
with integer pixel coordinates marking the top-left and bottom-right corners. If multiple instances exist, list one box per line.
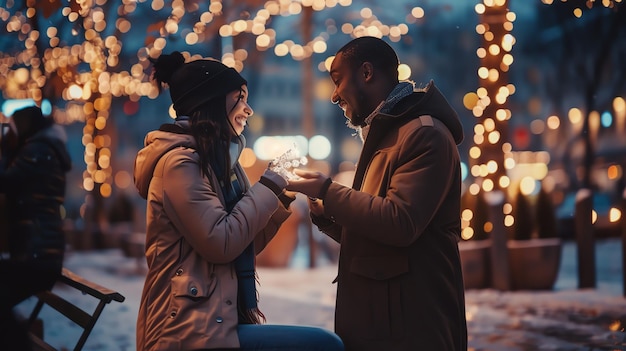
left=555, top=191, right=622, bottom=239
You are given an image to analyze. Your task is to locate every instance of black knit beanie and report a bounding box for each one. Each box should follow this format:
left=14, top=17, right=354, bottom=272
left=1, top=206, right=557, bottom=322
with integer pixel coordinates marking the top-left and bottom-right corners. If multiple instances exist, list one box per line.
left=151, top=52, right=247, bottom=116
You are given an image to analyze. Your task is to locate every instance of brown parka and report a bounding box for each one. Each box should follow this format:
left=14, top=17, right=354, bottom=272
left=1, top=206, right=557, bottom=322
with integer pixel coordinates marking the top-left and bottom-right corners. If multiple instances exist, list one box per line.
left=313, top=81, right=468, bottom=350
left=133, top=120, right=291, bottom=351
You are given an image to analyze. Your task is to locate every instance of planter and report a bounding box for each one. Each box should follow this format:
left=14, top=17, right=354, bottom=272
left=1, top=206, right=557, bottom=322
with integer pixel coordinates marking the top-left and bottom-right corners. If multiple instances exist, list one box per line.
left=458, top=239, right=492, bottom=289
left=507, top=238, right=562, bottom=290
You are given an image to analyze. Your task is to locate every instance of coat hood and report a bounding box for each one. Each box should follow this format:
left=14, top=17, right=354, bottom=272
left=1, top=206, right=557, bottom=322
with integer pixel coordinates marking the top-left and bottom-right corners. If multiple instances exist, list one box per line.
left=133, top=119, right=247, bottom=199
left=134, top=120, right=196, bottom=199
left=378, top=80, right=464, bottom=145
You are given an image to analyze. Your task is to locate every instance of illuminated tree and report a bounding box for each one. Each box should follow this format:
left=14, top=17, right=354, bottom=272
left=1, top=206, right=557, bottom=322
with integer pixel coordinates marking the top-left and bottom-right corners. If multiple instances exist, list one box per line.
left=0, top=0, right=431, bottom=246
left=460, top=0, right=625, bottom=241
left=461, top=0, right=516, bottom=241
left=1, top=0, right=246, bottom=243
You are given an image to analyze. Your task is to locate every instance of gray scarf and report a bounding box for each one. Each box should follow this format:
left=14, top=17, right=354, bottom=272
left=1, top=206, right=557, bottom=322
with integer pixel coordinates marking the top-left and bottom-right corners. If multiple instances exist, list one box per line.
left=360, top=81, right=416, bottom=141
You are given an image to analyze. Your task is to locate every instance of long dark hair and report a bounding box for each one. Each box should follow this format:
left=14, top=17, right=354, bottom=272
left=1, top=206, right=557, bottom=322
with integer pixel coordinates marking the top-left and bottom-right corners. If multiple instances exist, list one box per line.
left=189, top=97, right=234, bottom=186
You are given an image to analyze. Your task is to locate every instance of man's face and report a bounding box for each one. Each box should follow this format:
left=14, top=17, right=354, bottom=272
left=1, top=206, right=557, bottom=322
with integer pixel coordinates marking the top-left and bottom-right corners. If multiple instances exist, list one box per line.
left=329, top=53, right=367, bottom=128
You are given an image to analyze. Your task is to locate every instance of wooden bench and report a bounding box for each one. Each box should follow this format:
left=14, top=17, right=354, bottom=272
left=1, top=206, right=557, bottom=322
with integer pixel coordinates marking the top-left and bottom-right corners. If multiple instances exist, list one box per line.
left=25, top=267, right=126, bottom=351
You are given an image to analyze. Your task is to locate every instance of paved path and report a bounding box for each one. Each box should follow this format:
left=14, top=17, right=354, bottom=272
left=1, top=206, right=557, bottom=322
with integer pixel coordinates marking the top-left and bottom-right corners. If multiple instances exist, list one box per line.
left=257, top=266, right=626, bottom=351
left=13, top=238, right=626, bottom=350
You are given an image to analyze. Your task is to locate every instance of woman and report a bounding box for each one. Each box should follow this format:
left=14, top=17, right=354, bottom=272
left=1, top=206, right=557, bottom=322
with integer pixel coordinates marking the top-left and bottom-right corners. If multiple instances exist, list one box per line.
left=134, top=52, right=343, bottom=351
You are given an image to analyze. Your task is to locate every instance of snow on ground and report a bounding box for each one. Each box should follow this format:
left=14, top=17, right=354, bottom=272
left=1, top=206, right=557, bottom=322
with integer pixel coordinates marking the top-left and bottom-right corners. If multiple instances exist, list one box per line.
left=13, top=238, right=626, bottom=351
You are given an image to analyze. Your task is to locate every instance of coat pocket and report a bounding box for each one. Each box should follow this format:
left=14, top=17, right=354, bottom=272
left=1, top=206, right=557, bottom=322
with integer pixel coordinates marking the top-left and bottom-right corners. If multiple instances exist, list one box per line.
left=170, top=272, right=217, bottom=299
left=347, top=255, right=408, bottom=340
left=165, top=271, right=218, bottom=327
left=158, top=271, right=219, bottom=349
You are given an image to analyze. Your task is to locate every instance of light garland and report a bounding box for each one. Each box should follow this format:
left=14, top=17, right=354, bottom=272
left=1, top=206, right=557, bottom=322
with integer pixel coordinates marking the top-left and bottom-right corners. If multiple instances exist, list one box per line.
left=0, top=0, right=426, bottom=204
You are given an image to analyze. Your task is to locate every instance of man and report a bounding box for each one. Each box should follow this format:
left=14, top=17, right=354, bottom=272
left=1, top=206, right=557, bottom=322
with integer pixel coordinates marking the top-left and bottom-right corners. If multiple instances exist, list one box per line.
left=287, top=36, right=468, bottom=350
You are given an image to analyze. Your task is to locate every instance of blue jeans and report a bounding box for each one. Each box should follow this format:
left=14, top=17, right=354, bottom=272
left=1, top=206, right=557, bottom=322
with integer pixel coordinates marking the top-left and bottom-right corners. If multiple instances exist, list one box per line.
left=205, top=324, right=344, bottom=350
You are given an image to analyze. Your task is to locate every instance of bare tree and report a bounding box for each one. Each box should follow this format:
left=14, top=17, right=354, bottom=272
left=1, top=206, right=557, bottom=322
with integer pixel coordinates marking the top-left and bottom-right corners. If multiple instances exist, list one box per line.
left=520, top=2, right=626, bottom=191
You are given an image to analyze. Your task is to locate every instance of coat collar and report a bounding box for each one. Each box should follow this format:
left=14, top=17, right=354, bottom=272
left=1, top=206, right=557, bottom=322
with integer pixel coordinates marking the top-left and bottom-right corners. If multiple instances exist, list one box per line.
left=351, top=80, right=464, bottom=190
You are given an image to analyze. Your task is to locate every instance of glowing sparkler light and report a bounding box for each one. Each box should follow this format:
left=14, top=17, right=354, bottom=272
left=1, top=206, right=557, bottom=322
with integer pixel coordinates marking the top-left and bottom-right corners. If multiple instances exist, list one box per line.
left=269, top=143, right=309, bottom=181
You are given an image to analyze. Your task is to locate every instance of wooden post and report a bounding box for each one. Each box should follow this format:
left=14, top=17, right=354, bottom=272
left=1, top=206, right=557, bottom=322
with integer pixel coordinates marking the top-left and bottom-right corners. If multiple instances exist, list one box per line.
left=575, top=188, right=596, bottom=289
left=301, top=5, right=316, bottom=268
left=620, top=188, right=626, bottom=297
left=485, top=190, right=510, bottom=291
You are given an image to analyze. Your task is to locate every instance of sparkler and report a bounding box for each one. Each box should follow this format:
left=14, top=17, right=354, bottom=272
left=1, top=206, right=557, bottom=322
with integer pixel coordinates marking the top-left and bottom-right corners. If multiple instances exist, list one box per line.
left=269, top=144, right=308, bottom=180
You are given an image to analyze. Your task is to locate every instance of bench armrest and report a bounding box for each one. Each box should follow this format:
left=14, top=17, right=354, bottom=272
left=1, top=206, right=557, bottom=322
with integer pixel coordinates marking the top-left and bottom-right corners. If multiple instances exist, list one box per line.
left=60, top=268, right=125, bottom=303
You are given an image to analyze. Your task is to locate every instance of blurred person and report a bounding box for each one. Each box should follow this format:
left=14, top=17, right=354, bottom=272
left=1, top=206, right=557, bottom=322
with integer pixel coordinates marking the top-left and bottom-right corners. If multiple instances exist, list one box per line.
left=133, top=52, right=344, bottom=351
left=287, top=37, right=468, bottom=350
left=0, top=105, right=72, bottom=350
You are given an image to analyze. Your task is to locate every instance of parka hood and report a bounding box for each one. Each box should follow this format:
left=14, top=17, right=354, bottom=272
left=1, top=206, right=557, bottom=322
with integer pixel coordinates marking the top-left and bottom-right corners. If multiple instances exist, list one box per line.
left=133, top=120, right=196, bottom=199
left=378, top=80, right=464, bottom=145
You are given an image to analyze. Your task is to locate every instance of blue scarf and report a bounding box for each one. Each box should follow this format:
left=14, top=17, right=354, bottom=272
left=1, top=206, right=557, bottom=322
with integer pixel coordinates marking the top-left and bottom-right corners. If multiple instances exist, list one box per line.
left=215, top=142, right=265, bottom=325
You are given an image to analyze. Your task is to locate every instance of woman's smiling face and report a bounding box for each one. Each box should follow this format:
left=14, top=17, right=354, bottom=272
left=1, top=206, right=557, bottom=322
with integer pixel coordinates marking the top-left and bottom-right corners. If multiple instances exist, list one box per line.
left=226, top=85, right=253, bottom=136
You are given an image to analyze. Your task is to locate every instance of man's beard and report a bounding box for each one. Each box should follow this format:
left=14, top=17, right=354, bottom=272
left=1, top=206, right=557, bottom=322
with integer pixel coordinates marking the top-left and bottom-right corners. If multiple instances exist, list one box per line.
left=345, top=92, right=368, bottom=130
left=345, top=115, right=363, bottom=131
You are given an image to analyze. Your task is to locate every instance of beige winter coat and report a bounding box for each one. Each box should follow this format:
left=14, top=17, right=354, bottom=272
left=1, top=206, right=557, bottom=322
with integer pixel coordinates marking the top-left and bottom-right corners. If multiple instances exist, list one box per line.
left=133, top=120, right=290, bottom=351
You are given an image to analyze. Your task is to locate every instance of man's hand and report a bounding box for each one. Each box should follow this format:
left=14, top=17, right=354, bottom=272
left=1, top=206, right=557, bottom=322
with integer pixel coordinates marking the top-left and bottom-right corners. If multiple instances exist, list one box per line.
left=308, top=197, right=325, bottom=217
left=286, top=169, right=331, bottom=199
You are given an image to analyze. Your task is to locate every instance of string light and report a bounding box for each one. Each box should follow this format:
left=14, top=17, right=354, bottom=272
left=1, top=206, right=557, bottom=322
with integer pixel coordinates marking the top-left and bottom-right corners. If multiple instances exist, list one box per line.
left=0, top=0, right=422, bottom=215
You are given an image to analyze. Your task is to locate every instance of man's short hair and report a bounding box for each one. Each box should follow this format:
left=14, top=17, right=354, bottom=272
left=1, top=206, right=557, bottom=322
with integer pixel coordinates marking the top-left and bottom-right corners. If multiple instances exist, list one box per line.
left=336, top=36, right=399, bottom=80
